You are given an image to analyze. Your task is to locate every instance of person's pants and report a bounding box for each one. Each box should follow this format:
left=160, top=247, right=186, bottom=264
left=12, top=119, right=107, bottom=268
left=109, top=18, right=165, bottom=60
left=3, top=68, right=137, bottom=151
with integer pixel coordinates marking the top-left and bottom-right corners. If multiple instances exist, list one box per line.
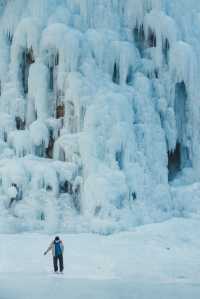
left=53, top=255, right=64, bottom=272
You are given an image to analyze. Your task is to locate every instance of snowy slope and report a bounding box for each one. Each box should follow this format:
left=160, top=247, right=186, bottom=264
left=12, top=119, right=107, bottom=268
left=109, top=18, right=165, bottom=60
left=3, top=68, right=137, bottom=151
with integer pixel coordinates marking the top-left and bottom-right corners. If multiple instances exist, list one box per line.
left=1, top=218, right=200, bottom=298
left=0, top=1, right=200, bottom=232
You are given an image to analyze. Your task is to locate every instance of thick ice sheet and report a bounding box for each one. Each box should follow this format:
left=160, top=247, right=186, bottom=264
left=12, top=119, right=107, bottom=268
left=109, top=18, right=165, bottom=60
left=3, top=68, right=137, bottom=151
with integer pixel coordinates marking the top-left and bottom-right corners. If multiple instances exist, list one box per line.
left=0, top=218, right=200, bottom=298
left=1, top=276, right=200, bottom=299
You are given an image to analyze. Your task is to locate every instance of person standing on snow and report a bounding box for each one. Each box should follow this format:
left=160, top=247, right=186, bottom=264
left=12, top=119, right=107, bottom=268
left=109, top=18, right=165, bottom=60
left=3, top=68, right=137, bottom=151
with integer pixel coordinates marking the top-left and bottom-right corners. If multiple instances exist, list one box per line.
left=44, top=236, right=64, bottom=273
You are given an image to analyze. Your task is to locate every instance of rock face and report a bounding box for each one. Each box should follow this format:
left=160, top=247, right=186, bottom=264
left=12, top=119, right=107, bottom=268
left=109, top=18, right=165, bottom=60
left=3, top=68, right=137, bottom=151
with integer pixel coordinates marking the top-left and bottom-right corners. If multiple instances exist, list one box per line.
left=0, top=0, right=199, bottom=233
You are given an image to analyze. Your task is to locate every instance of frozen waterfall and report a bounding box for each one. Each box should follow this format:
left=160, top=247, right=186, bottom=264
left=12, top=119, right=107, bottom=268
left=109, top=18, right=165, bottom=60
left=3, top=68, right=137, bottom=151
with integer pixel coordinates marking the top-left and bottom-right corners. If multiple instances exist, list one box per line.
left=0, top=0, right=200, bottom=233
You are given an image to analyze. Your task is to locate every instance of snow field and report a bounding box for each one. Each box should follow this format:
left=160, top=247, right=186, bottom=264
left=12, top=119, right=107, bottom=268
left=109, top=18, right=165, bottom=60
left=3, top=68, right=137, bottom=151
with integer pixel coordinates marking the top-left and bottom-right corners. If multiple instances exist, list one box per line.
left=1, top=217, right=200, bottom=298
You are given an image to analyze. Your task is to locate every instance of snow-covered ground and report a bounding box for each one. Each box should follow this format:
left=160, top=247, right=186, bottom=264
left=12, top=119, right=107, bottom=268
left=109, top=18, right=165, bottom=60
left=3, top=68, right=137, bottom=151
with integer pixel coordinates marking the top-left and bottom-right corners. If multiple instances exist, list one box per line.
left=1, top=217, right=200, bottom=299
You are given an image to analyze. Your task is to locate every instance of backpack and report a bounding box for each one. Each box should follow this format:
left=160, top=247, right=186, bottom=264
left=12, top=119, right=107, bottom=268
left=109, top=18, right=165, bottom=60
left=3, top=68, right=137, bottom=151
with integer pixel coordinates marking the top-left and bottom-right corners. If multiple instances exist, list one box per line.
left=54, top=240, right=62, bottom=256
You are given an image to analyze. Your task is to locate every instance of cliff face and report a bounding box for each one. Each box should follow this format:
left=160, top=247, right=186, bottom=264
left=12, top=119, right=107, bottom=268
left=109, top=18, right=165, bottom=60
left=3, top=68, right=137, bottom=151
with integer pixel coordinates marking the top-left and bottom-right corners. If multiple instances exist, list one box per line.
left=0, top=0, right=199, bottom=233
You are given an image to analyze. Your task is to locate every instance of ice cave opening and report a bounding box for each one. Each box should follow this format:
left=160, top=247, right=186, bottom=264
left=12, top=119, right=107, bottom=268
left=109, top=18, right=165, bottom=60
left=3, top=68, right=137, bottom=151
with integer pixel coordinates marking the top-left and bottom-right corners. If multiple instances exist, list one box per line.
left=168, top=142, right=191, bottom=181
left=168, top=81, right=192, bottom=181
left=175, top=81, right=187, bottom=139
left=168, top=142, right=181, bottom=181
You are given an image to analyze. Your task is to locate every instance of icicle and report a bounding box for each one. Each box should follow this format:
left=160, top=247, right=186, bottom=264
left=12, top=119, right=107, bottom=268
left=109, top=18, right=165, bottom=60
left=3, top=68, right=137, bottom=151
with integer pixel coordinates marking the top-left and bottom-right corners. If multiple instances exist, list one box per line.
left=28, top=62, right=49, bottom=121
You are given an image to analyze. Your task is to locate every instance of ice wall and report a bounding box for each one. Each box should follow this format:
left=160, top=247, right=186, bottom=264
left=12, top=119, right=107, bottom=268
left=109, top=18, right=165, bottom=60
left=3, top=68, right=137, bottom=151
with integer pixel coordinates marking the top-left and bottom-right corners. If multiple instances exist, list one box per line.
left=0, top=0, right=200, bottom=233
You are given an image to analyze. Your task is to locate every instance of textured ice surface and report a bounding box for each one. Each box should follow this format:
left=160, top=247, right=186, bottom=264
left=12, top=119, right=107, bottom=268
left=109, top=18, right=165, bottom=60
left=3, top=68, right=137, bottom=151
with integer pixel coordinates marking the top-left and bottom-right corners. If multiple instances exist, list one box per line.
left=1, top=218, right=200, bottom=298
left=0, top=1, right=200, bottom=232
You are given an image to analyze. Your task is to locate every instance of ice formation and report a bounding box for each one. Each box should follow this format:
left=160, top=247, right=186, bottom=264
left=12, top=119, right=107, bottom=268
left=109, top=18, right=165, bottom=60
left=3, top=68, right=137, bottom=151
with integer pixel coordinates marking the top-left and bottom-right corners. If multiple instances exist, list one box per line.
left=0, top=0, right=200, bottom=233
